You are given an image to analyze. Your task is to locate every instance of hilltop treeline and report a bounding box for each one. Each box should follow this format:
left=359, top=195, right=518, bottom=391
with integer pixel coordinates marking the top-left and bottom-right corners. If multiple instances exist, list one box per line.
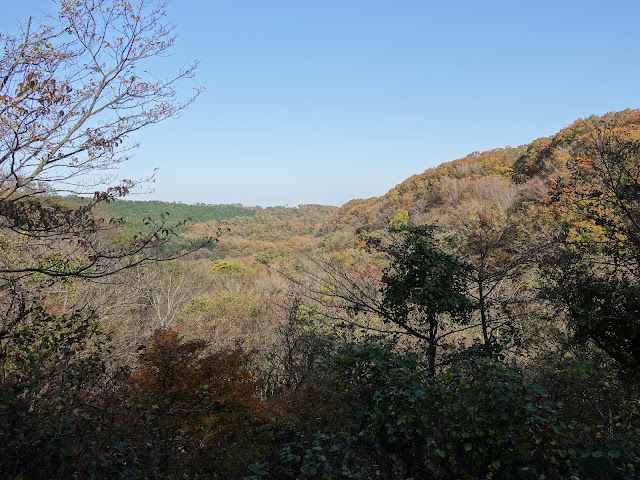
left=91, top=199, right=257, bottom=234
left=334, top=108, right=640, bottom=232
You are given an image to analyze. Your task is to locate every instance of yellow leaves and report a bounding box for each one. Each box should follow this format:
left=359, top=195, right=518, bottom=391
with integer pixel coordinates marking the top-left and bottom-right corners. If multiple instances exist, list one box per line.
left=386, top=188, right=401, bottom=205
left=565, top=220, right=607, bottom=246
left=488, top=163, right=513, bottom=177
left=389, top=209, right=409, bottom=231
left=211, top=259, right=249, bottom=274
left=0, top=94, right=17, bottom=107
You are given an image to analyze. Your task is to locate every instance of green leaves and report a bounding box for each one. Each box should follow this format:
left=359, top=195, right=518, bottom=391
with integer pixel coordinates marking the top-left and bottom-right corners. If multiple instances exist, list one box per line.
left=370, top=225, right=472, bottom=373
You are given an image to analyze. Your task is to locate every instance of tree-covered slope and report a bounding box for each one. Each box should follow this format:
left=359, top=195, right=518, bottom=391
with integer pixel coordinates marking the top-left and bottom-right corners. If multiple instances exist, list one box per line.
left=331, top=108, right=640, bottom=231
left=95, top=200, right=257, bottom=235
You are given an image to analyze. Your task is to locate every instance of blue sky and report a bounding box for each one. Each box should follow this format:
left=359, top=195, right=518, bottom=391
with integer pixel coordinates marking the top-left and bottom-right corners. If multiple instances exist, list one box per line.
left=3, top=1, right=640, bottom=206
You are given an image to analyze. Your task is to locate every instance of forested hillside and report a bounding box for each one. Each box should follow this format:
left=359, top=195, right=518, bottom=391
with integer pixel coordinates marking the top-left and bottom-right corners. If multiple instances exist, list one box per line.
left=95, top=199, right=257, bottom=235
left=88, top=199, right=338, bottom=257
left=1, top=4, right=639, bottom=474
left=334, top=108, right=640, bottom=233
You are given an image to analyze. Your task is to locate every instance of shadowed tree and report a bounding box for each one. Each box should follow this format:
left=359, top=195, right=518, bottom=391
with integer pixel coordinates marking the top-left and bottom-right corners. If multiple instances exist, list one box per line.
left=374, top=225, right=472, bottom=374
left=545, top=120, right=640, bottom=371
left=290, top=225, right=471, bottom=375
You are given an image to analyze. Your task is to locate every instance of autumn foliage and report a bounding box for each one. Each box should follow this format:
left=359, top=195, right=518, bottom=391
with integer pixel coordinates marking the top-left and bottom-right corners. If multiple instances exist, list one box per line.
left=2, top=6, right=640, bottom=474
left=117, top=327, right=270, bottom=478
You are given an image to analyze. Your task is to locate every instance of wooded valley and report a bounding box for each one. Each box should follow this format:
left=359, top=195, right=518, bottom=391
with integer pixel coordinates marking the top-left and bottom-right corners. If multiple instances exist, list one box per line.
left=1, top=1, right=639, bottom=478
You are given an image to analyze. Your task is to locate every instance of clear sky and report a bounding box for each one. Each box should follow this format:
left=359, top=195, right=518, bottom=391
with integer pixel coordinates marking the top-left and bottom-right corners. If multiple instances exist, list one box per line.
left=3, top=1, right=640, bottom=206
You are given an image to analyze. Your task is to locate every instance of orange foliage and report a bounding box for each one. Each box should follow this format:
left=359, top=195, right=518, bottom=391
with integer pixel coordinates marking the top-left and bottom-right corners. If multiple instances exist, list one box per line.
left=546, top=123, right=640, bottom=254
left=123, top=327, right=271, bottom=476
left=130, top=327, right=265, bottom=419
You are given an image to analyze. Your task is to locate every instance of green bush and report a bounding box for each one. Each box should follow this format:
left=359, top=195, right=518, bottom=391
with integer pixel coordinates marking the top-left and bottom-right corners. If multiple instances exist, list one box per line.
left=255, top=342, right=639, bottom=479
left=211, top=259, right=250, bottom=274
left=0, top=308, right=136, bottom=479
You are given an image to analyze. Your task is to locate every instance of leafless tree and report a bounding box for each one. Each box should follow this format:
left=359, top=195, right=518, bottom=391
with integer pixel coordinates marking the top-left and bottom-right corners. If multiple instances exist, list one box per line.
left=0, top=0, right=212, bottom=352
left=0, top=0, right=209, bottom=283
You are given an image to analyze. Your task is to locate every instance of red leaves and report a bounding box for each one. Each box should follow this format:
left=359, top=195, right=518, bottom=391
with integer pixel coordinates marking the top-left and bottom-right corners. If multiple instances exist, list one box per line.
left=114, top=327, right=271, bottom=473
left=576, top=156, right=596, bottom=170
left=128, top=327, right=265, bottom=425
